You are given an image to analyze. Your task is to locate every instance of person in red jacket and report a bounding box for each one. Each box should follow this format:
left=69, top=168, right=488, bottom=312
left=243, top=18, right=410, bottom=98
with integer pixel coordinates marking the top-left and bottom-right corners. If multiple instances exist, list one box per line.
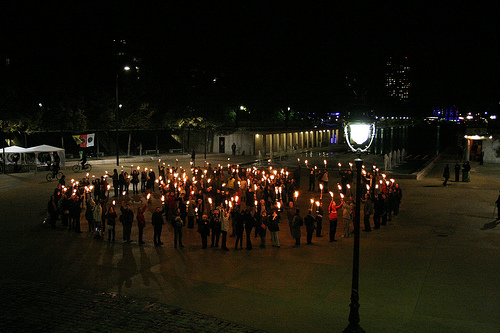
left=137, top=205, right=147, bottom=245
left=328, top=200, right=342, bottom=242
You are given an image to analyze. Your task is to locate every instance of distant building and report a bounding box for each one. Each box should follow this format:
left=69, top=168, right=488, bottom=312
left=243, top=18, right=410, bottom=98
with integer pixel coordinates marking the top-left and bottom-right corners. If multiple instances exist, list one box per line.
left=113, top=39, right=141, bottom=79
left=432, top=107, right=459, bottom=122
left=385, top=57, right=411, bottom=103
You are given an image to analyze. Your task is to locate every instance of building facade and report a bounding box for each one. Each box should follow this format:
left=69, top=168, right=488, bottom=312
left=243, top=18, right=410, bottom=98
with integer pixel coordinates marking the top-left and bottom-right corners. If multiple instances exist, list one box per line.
left=385, top=56, right=411, bottom=103
left=212, top=128, right=342, bottom=157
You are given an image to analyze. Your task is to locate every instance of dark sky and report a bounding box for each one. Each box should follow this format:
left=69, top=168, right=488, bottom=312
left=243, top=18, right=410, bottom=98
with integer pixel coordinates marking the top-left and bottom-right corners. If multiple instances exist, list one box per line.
left=2, top=2, right=500, bottom=114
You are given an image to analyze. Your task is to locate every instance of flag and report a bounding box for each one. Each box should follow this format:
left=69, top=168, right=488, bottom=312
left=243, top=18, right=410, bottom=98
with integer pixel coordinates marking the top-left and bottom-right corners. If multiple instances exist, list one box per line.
left=72, top=133, right=95, bottom=148
left=72, top=135, right=85, bottom=146
left=86, top=133, right=95, bottom=147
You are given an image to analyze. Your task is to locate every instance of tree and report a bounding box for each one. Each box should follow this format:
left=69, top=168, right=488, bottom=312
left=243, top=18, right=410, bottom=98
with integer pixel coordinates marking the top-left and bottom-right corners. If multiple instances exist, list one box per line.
left=120, top=103, right=155, bottom=156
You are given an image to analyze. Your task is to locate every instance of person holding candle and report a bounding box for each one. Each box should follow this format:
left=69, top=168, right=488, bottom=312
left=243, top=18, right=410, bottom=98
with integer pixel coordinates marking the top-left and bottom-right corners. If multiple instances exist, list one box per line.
left=151, top=204, right=165, bottom=246
left=105, top=206, right=117, bottom=242
left=140, top=168, right=147, bottom=193
left=257, top=210, right=269, bottom=248
left=320, top=169, right=329, bottom=191
left=118, top=171, right=125, bottom=196
left=197, top=214, right=210, bottom=249
left=315, top=202, right=324, bottom=237
left=131, top=169, right=140, bottom=194
left=268, top=210, right=281, bottom=247
left=85, top=196, right=96, bottom=233
left=149, top=169, right=156, bottom=192
left=186, top=196, right=196, bottom=229
left=328, top=199, right=342, bottom=242
left=220, top=207, right=231, bottom=251
left=171, top=208, right=184, bottom=249
left=308, top=167, right=316, bottom=191
left=373, top=193, right=383, bottom=229
left=136, top=204, right=147, bottom=245
left=210, top=209, right=222, bottom=248
left=342, top=198, right=354, bottom=238
left=69, top=194, right=82, bottom=233
left=93, top=198, right=103, bottom=238
left=362, top=193, right=373, bottom=232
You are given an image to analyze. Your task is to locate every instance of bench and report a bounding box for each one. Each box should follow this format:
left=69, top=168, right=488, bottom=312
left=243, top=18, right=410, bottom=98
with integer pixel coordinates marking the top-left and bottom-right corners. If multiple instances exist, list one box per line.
left=169, top=148, right=183, bottom=154
left=144, top=150, right=157, bottom=155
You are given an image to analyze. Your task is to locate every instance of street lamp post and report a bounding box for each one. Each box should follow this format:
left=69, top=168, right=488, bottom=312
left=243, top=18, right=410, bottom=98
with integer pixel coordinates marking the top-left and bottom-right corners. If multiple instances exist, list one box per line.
left=115, top=66, right=130, bottom=166
left=343, top=116, right=376, bottom=333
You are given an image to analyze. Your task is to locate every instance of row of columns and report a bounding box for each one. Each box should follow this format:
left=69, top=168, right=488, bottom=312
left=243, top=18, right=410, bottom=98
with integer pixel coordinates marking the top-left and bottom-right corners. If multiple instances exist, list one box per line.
left=258, top=129, right=340, bottom=157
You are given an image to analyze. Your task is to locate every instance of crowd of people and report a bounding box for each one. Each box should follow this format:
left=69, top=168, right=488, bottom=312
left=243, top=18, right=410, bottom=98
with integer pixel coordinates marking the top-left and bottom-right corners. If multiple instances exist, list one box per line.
left=46, top=159, right=403, bottom=250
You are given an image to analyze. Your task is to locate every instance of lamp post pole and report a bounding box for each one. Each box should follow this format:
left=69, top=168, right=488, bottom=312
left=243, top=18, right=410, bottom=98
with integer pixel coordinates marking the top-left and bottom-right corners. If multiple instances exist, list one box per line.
left=115, top=74, right=120, bottom=166
left=343, top=156, right=365, bottom=333
left=115, top=66, right=130, bottom=167
left=343, top=117, right=375, bottom=333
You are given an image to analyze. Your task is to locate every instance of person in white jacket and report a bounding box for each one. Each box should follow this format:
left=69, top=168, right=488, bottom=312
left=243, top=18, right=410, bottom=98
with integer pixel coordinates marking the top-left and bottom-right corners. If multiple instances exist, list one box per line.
left=220, top=206, right=231, bottom=251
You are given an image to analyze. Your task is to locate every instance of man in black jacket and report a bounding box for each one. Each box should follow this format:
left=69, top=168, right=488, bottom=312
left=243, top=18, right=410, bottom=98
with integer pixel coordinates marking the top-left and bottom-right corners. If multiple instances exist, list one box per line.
left=304, top=209, right=315, bottom=244
left=120, top=204, right=134, bottom=242
left=152, top=205, right=165, bottom=246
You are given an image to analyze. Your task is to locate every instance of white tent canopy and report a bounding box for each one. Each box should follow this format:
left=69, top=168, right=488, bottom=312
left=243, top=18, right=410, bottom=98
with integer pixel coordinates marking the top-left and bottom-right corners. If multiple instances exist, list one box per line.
left=1, top=145, right=28, bottom=164
left=24, top=144, right=66, bottom=167
left=2, top=145, right=28, bottom=153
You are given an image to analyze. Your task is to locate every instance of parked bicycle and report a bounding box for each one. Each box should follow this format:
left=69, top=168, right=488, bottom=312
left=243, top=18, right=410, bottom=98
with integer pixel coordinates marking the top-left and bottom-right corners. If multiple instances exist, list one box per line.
left=46, top=171, right=64, bottom=182
left=72, top=163, right=92, bottom=173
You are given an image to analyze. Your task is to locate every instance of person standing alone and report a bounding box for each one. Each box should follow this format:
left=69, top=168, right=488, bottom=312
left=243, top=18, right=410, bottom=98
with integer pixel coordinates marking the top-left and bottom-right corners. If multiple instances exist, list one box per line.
left=443, top=164, right=450, bottom=186
left=152, top=205, right=165, bottom=246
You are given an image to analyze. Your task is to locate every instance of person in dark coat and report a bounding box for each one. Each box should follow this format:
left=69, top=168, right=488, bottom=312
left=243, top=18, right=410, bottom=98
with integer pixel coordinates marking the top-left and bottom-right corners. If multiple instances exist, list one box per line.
left=140, top=169, right=147, bottom=193
left=112, top=169, right=119, bottom=197
left=243, top=209, right=254, bottom=250
left=315, top=202, right=323, bottom=237
left=149, top=169, right=156, bottom=191
left=197, top=214, right=210, bottom=249
left=304, top=209, right=315, bottom=244
left=454, top=163, right=460, bottom=182
left=47, top=195, right=58, bottom=229
left=151, top=205, right=165, bottom=246
left=52, top=152, right=60, bottom=177
left=210, top=209, right=221, bottom=248
left=308, top=168, right=316, bottom=191
left=362, top=193, right=373, bottom=232
left=105, top=206, right=117, bottom=242
left=258, top=210, right=268, bottom=248
left=462, top=161, right=471, bottom=182
left=443, top=164, right=450, bottom=186
left=60, top=194, right=70, bottom=227
left=495, top=191, right=500, bottom=220
left=191, top=149, right=196, bottom=164
left=171, top=208, right=184, bottom=248
left=291, top=209, right=303, bottom=247
left=137, top=205, right=147, bottom=245
left=120, top=203, right=134, bottom=242
left=268, top=210, right=280, bottom=247
left=131, top=169, right=140, bottom=194
left=233, top=207, right=244, bottom=249
left=69, top=195, right=82, bottom=233
left=118, top=171, right=125, bottom=195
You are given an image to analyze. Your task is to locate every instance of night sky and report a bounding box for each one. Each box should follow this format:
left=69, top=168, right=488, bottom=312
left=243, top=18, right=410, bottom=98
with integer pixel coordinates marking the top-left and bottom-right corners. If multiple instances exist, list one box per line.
left=2, top=2, right=500, bottom=116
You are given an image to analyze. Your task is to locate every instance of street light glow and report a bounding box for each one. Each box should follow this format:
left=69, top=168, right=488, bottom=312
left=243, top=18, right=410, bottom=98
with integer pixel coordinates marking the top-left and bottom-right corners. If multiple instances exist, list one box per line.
left=349, top=124, right=371, bottom=145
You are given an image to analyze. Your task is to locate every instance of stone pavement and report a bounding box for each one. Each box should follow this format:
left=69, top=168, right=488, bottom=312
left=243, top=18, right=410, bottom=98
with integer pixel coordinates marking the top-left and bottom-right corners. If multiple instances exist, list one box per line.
left=0, top=278, right=264, bottom=332
left=1, top=148, right=500, bottom=332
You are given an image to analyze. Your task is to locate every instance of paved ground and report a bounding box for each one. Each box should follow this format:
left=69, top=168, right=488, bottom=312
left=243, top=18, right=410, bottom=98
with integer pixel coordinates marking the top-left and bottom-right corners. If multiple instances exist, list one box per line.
left=0, top=148, right=499, bottom=332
